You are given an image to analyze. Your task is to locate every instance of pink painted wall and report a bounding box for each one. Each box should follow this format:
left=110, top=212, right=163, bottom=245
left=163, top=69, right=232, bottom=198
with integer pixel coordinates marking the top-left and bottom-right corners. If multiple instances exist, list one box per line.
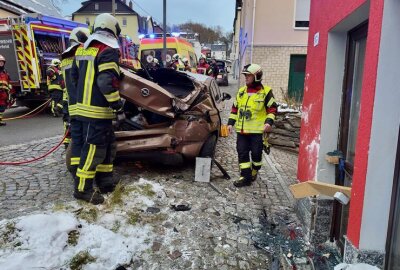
left=297, top=0, right=384, bottom=247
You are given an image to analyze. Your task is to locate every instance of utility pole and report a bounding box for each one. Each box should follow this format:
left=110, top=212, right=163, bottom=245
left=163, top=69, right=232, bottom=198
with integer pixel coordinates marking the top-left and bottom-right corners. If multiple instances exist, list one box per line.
left=112, top=0, right=116, bottom=16
left=163, top=0, right=167, bottom=67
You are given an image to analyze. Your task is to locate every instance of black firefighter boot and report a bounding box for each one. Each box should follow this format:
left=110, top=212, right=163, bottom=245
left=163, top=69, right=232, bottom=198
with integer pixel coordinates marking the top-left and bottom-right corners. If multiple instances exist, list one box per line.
left=234, top=168, right=252, bottom=188
left=73, top=177, right=104, bottom=205
left=96, top=172, right=117, bottom=194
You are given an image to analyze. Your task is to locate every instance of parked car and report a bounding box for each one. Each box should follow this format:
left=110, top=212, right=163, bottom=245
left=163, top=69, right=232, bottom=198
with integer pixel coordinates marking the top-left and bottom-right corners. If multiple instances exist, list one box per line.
left=214, top=60, right=229, bottom=86
left=66, top=67, right=231, bottom=167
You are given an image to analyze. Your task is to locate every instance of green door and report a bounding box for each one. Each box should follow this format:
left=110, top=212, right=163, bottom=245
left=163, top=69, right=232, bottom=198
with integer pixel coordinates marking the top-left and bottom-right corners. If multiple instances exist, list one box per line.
left=288, top=55, right=307, bottom=102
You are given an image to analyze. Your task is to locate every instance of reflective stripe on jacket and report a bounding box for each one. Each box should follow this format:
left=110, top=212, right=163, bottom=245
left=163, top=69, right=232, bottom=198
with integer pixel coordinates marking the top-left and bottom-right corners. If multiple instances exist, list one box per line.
left=71, top=41, right=121, bottom=121
left=61, top=44, right=80, bottom=117
left=229, top=85, right=276, bottom=134
left=47, top=66, right=64, bottom=92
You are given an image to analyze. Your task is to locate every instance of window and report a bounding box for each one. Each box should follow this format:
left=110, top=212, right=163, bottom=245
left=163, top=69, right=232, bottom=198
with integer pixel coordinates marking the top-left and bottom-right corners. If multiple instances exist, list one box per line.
left=115, top=3, right=118, bottom=10
left=94, top=3, right=99, bottom=10
left=294, top=0, right=310, bottom=28
left=122, top=17, right=127, bottom=27
left=85, top=17, right=90, bottom=25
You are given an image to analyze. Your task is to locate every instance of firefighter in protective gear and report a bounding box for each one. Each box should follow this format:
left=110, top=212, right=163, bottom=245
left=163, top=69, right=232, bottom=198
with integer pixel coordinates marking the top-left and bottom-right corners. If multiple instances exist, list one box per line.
left=182, top=57, right=191, bottom=71
left=70, top=13, right=123, bottom=205
left=0, top=55, right=11, bottom=126
left=210, top=58, right=220, bottom=78
left=197, top=54, right=211, bottom=75
left=227, top=64, right=277, bottom=187
left=47, top=58, right=64, bottom=117
left=61, top=27, right=90, bottom=151
left=169, top=53, right=184, bottom=71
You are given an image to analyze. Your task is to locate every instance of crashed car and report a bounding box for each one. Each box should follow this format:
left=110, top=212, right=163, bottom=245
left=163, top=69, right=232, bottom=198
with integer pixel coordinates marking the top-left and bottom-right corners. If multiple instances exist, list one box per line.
left=65, top=67, right=231, bottom=166
left=116, top=67, right=232, bottom=164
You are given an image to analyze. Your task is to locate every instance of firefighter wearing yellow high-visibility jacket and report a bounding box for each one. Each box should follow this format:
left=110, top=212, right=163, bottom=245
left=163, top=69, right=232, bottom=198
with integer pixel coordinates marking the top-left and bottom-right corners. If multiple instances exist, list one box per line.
left=70, top=13, right=123, bottom=204
left=61, top=27, right=90, bottom=151
left=47, top=59, right=64, bottom=117
left=227, top=64, right=277, bottom=188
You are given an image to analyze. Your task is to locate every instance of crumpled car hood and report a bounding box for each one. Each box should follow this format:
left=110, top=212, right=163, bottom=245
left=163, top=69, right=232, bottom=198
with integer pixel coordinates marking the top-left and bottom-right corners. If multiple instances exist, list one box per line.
left=119, top=68, right=203, bottom=118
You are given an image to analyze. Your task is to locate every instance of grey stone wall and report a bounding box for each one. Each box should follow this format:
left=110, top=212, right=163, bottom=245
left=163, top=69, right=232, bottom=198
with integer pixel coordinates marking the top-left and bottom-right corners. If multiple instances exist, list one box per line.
left=295, top=196, right=334, bottom=245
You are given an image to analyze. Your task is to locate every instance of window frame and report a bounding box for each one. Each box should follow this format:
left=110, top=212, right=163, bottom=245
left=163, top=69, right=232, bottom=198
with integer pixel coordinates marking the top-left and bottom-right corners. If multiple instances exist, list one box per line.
left=122, top=17, right=127, bottom=27
left=94, top=3, right=99, bottom=10
left=293, top=0, right=310, bottom=30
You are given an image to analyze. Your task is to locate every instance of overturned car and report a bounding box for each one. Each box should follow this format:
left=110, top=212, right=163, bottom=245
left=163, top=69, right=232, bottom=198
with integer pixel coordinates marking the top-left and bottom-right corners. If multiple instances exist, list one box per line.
left=67, top=67, right=230, bottom=165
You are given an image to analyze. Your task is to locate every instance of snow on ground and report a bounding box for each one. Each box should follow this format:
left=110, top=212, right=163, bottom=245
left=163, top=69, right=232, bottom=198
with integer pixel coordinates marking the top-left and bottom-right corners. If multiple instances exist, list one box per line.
left=0, top=178, right=165, bottom=270
left=277, top=102, right=301, bottom=113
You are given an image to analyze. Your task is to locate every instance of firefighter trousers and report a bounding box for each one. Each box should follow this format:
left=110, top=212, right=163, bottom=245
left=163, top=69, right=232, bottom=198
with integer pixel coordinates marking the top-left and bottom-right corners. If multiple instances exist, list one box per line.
left=0, top=105, right=5, bottom=124
left=73, top=120, right=117, bottom=193
left=236, top=133, right=263, bottom=181
left=49, top=90, right=63, bottom=116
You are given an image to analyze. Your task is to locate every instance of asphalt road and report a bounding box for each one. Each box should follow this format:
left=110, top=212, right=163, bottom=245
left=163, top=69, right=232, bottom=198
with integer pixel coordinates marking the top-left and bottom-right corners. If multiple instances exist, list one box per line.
left=0, top=106, right=63, bottom=146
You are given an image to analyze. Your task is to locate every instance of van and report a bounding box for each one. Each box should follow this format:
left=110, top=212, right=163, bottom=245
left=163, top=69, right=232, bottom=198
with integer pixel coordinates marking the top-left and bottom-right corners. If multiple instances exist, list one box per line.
left=138, top=35, right=197, bottom=71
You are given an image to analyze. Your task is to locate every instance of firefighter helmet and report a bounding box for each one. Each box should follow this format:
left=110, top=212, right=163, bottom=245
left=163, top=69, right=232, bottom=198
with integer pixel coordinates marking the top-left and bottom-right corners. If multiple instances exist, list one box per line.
left=51, top=59, right=61, bottom=66
left=242, top=64, right=263, bottom=82
left=172, top=54, right=180, bottom=61
left=153, top=58, right=159, bottom=64
left=199, top=54, right=206, bottom=60
left=182, top=57, right=188, bottom=64
left=0, top=55, right=5, bottom=63
left=70, top=27, right=90, bottom=44
left=93, top=13, right=121, bottom=37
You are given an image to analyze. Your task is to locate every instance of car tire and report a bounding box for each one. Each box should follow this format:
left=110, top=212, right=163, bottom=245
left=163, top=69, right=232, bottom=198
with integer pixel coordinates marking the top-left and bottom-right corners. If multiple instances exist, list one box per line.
left=199, top=134, right=217, bottom=158
left=66, top=143, right=72, bottom=173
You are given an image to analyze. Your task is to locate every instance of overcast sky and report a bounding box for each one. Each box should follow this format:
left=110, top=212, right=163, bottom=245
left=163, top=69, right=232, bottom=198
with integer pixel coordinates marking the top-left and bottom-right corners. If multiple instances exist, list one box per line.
left=61, top=0, right=236, bottom=33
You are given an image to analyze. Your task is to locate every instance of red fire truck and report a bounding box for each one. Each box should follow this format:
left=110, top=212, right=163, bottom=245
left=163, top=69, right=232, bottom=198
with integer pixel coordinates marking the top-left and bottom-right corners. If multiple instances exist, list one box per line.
left=0, top=14, right=86, bottom=108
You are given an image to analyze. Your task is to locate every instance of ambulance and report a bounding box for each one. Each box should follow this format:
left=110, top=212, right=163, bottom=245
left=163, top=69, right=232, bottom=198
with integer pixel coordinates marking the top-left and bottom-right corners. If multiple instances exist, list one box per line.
left=138, top=33, right=197, bottom=70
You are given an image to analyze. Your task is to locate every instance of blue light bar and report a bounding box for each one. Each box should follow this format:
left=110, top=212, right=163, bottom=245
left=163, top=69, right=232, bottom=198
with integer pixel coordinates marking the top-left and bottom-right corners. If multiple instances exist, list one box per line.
left=149, top=34, right=155, bottom=39
left=171, top=32, right=180, bottom=37
left=138, top=34, right=145, bottom=39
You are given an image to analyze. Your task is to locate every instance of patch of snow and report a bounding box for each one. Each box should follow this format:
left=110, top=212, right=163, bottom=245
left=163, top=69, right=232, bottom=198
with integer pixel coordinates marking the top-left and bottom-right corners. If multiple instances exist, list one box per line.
left=0, top=178, right=166, bottom=270
left=138, top=177, right=164, bottom=193
left=0, top=212, right=152, bottom=270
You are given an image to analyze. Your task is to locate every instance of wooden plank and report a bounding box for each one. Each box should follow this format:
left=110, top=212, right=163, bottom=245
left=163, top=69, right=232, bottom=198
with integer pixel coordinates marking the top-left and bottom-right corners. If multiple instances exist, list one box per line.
left=289, top=180, right=352, bottom=199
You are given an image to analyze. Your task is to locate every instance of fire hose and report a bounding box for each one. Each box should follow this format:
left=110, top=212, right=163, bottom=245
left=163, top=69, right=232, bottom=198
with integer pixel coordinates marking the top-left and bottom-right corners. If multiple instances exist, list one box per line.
left=3, top=99, right=51, bottom=121
left=0, top=131, right=68, bottom=166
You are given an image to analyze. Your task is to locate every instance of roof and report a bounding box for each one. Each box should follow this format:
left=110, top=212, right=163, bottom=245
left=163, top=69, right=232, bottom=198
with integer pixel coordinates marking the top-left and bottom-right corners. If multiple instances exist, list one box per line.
left=73, top=0, right=138, bottom=15
left=3, top=0, right=62, bottom=17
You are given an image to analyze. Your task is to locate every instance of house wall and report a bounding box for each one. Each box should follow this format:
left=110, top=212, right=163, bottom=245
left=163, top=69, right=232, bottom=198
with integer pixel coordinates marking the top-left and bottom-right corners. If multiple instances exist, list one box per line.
left=357, top=0, right=400, bottom=252
left=297, top=0, right=385, bottom=251
left=73, top=14, right=139, bottom=43
left=238, top=0, right=309, bottom=101
left=252, top=45, right=307, bottom=101
left=254, top=0, right=308, bottom=46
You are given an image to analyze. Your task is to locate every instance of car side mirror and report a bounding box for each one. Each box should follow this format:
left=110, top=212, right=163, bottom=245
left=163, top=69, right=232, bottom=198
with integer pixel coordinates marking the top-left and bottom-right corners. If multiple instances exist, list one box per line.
left=222, top=92, right=231, bottom=101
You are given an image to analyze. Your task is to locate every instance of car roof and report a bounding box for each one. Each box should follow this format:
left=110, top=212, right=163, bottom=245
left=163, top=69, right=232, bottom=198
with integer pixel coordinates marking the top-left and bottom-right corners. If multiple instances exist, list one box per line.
left=184, top=72, right=212, bottom=86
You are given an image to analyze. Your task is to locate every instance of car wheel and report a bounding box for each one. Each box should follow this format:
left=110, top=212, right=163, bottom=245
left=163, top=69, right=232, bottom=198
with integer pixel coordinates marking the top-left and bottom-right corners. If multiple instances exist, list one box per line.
left=199, top=134, right=217, bottom=158
left=65, top=143, right=72, bottom=173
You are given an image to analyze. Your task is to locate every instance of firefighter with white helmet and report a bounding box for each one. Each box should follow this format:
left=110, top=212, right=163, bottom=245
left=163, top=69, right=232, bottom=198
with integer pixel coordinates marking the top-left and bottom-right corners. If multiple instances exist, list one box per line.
left=182, top=57, right=191, bottom=71
left=197, top=54, right=211, bottom=75
left=169, top=53, right=184, bottom=71
left=61, top=27, right=90, bottom=150
left=151, top=57, right=160, bottom=69
left=70, top=13, right=123, bottom=204
left=47, top=58, right=64, bottom=117
left=227, top=64, right=278, bottom=187
left=0, top=55, right=12, bottom=126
